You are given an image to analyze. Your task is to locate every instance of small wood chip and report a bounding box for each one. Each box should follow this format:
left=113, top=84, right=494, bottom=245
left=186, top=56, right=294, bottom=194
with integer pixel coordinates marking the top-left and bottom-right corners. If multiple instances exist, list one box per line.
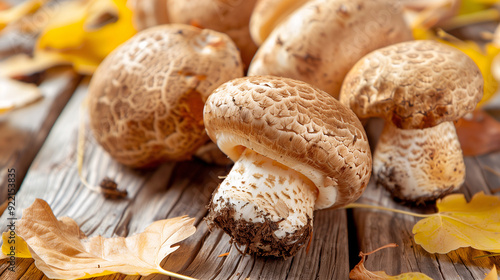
left=218, top=252, right=230, bottom=257
left=99, top=177, right=127, bottom=199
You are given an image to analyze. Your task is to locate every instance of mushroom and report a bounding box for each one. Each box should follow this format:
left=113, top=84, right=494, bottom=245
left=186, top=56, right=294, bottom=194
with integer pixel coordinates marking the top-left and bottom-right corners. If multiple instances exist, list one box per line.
left=128, top=0, right=258, bottom=69
left=128, top=0, right=170, bottom=30
left=340, top=40, right=483, bottom=203
left=247, top=0, right=413, bottom=99
left=167, top=0, right=258, bottom=69
left=204, top=76, right=372, bottom=257
left=88, top=24, right=243, bottom=168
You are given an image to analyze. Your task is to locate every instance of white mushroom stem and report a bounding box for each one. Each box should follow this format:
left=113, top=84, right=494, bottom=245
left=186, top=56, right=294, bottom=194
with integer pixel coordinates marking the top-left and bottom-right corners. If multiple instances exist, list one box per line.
left=208, top=148, right=317, bottom=257
left=374, top=121, right=465, bottom=203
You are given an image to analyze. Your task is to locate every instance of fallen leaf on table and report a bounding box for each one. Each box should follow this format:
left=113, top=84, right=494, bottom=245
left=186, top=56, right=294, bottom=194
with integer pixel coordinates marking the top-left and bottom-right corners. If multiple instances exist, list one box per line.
left=0, top=76, right=43, bottom=114
left=34, top=0, right=136, bottom=74
left=3, top=199, right=197, bottom=280
left=455, top=110, right=500, bottom=156
left=349, top=243, right=433, bottom=280
left=0, top=52, right=67, bottom=78
left=484, top=266, right=499, bottom=280
left=0, top=0, right=137, bottom=77
left=413, top=192, right=500, bottom=254
left=0, top=231, right=32, bottom=259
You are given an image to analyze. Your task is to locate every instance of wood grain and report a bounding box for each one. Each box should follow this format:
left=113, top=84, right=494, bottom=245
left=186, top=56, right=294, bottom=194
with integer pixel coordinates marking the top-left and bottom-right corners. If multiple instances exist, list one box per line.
left=0, top=80, right=350, bottom=280
left=0, top=70, right=80, bottom=203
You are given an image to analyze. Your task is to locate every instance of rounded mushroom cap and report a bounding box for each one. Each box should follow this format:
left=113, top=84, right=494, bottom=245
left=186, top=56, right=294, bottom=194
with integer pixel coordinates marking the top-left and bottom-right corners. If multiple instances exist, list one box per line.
left=167, top=0, right=258, bottom=68
left=88, top=24, right=243, bottom=168
left=204, top=76, right=372, bottom=209
left=340, top=40, right=483, bottom=129
left=249, top=0, right=309, bottom=46
left=247, top=0, right=413, bottom=99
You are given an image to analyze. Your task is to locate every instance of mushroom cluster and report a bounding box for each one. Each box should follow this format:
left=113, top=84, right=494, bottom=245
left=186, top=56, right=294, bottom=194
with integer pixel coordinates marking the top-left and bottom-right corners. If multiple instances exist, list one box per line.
left=88, top=24, right=243, bottom=168
left=248, top=0, right=413, bottom=98
left=86, top=0, right=483, bottom=259
left=204, top=76, right=372, bottom=257
left=340, top=40, right=483, bottom=203
left=129, top=0, right=258, bottom=68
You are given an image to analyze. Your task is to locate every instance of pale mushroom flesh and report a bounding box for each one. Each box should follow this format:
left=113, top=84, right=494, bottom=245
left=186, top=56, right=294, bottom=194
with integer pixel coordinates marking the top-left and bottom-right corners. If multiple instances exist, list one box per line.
left=204, top=76, right=371, bottom=257
left=374, top=121, right=465, bottom=203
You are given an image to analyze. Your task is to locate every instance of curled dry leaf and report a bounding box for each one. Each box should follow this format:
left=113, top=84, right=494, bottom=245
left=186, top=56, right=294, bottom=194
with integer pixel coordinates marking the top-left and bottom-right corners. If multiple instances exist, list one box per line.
left=349, top=243, right=433, bottom=280
left=34, top=0, right=136, bottom=74
left=413, top=192, right=500, bottom=254
left=2, top=199, right=197, bottom=280
left=0, top=76, right=43, bottom=114
left=1, top=230, right=32, bottom=259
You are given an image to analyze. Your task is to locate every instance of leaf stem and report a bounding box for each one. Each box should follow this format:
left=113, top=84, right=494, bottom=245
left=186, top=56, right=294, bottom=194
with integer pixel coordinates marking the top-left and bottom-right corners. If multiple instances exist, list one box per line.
left=344, top=203, right=433, bottom=218
left=157, top=266, right=198, bottom=280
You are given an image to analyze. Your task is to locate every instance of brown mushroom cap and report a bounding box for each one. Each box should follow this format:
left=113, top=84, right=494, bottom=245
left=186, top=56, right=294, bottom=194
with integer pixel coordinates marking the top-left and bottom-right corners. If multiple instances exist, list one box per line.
left=249, top=0, right=309, bottom=46
left=247, top=0, right=413, bottom=99
left=204, top=76, right=372, bottom=209
left=340, top=40, right=483, bottom=129
left=167, top=0, right=258, bottom=68
left=88, top=24, right=243, bottom=168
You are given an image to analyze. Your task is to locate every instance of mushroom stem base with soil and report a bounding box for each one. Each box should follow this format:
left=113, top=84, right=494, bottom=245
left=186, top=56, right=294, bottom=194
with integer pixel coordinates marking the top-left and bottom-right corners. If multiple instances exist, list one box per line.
left=207, top=148, right=317, bottom=258
left=373, top=121, right=465, bottom=204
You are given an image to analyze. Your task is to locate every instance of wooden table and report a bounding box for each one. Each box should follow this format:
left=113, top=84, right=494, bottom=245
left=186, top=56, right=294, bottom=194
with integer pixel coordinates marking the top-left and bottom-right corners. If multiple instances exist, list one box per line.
left=0, top=69, right=499, bottom=280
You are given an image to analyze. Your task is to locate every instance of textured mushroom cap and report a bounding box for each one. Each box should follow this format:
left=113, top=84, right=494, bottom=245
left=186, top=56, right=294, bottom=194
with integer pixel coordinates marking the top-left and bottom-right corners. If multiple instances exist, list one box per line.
left=88, top=24, right=243, bottom=168
left=247, top=0, right=413, bottom=99
left=168, top=0, right=258, bottom=68
left=340, top=40, right=483, bottom=129
left=204, top=76, right=372, bottom=209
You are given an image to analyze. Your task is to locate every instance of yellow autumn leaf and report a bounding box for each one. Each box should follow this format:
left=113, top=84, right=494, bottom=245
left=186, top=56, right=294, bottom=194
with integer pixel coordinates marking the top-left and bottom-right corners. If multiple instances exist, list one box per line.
left=0, top=0, right=137, bottom=76
left=484, top=266, right=499, bottom=280
left=8, top=199, right=197, bottom=280
left=349, top=244, right=434, bottom=280
left=413, top=192, right=500, bottom=254
left=0, top=0, right=47, bottom=31
left=0, top=231, right=32, bottom=259
left=0, top=76, right=43, bottom=114
left=34, top=0, right=136, bottom=74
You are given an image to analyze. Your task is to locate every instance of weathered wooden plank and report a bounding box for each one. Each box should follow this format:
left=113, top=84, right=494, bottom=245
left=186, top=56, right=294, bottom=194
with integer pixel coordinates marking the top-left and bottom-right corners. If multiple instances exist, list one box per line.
left=0, top=80, right=350, bottom=279
left=0, top=69, right=80, bottom=204
left=351, top=120, right=500, bottom=280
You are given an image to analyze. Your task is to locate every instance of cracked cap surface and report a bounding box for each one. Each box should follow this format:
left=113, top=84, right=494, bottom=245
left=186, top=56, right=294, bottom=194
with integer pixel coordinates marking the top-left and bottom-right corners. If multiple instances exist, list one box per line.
left=340, top=40, right=483, bottom=129
left=88, top=24, right=243, bottom=168
left=204, top=76, right=372, bottom=209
